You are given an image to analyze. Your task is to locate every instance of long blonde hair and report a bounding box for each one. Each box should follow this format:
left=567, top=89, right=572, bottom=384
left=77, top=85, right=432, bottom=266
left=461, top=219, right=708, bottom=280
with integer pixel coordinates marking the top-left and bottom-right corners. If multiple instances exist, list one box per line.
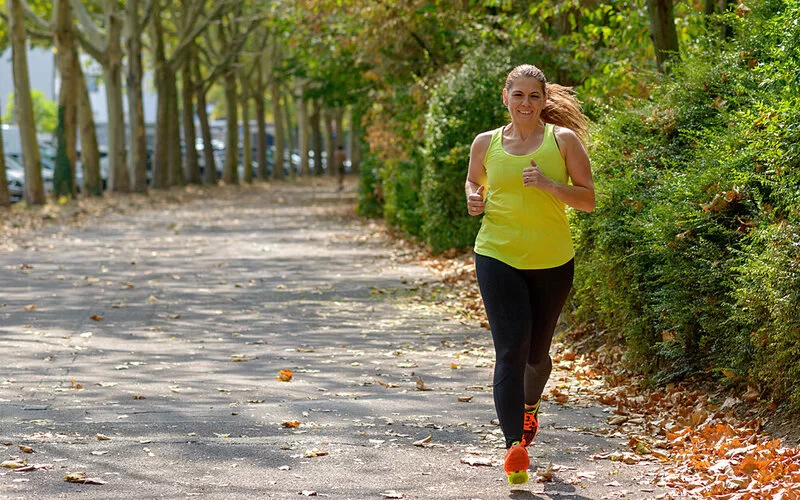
left=505, top=64, right=589, bottom=142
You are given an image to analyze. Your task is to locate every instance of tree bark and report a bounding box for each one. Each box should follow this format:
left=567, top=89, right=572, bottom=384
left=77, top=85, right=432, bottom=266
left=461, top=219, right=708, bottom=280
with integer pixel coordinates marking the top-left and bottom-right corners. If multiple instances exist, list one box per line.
left=167, top=72, right=183, bottom=186
left=289, top=87, right=311, bottom=177
left=150, top=8, right=169, bottom=189
left=349, top=105, right=362, bottom=174
left=310, top=99, right=322, bottom=177
left=104, top=0, right=129, bottom=192
left=324, top=106, right=335, bottom=177
left=54, top=0, right=77, bottom=197
left=240, top=70, right=253, bottom=184
left=126, top=0, right=148, bottom=193
left=222, top=69, right=239, bottom=185
left=254, top=85, right=268, bottom=180
left=76, top=52, right=102, bottom=196
left=282, top=91, right=294, bottom=168
left=646, top=0, right=679, bottom=72
left=182, top=48, right=200, bottom=184
left=0, top=100, right=9, bottom=207
left=271, top=80, right=285, bottom=180
left=7, top=0, right=45, bottom=205
left=195, top=59, right=216, bottom=185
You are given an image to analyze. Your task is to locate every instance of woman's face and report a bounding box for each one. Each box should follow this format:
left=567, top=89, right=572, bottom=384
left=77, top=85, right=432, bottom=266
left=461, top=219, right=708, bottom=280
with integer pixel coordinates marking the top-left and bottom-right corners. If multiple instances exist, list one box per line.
left=503, top=77, right=546, bottom=124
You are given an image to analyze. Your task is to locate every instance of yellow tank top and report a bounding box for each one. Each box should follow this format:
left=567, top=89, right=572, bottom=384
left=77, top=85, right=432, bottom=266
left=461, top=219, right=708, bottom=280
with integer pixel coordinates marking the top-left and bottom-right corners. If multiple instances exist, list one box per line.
left=474, top=122, right=574, bottom=269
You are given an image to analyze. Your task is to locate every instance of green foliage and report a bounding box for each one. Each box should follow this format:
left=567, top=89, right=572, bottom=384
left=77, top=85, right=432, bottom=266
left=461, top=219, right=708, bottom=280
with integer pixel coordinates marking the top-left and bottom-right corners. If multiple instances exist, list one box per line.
left=381, top=155, right=425, bottom=238
left=3, top=90, right=58, bottom=134
left=356, top=153, right=384, bottom=218
left=570, top=0, right=800, bottom=406
left=420, top=46, right=513, bottom=253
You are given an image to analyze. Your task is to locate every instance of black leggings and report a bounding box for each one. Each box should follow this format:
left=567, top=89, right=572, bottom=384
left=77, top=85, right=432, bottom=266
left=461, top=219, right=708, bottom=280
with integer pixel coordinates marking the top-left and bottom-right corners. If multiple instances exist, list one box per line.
left=475, top=254, right=574, bottom=448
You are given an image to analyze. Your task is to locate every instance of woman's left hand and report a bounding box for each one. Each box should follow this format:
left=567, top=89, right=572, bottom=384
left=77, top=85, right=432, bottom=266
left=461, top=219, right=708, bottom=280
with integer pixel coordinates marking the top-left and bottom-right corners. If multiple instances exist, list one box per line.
left=522, top=161, right=553, bottom=191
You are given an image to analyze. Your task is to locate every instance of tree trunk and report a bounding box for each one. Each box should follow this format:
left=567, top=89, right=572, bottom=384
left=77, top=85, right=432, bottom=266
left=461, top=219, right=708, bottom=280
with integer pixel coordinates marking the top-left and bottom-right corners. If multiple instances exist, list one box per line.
left=76, top=53, right=102, bottom=196
left=349, top=106, right=362, bottom=174
left=296, top=88, right=311, bottom=177
left=7, top=0, right=45, bottom=205
left=271, top=80, right=285, bottom=181
left=0, top=101, right=9, bottom=207
left=104, top=0, right=129, bottom=192
left=324, top=106, right=335, bottom=177
left=182, top=51, right=200, bottom=184
left=54, top=0, right=77, bottom=198
left=194, top=58, right=216, bottom=185
left=196, top=92, right=216, bottom=185
left=310, top=99, right=322, bottom=177
left=283, top=91, right=294, bottom=167
left=150, top=8, right=169, bottom=189
left=255, top=87, right=268, bottom=180
left=126, top=0, right=148, bottom=193
left=240, top=71, right=253, bottom=184
left=222, top=69, right=239, bottom=185
left=646, top=0, right=679, bottom=72
left=167, top=72, right=183, bottom=186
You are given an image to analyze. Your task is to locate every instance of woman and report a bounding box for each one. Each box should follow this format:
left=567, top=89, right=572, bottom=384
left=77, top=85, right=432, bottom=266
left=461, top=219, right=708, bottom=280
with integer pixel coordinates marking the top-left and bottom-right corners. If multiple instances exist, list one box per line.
left=465, top=64, right=595, bottom=485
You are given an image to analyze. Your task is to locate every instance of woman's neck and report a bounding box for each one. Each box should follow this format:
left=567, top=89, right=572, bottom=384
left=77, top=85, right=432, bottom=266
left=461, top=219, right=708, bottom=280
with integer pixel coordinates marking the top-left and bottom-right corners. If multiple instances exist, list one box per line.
left=505, top=120, right=544, bottom=141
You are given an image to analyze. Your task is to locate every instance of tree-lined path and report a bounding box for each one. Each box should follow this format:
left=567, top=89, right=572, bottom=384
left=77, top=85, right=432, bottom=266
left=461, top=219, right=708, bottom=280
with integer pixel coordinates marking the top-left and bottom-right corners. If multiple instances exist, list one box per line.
left=0, top=180, right=672, bottom=499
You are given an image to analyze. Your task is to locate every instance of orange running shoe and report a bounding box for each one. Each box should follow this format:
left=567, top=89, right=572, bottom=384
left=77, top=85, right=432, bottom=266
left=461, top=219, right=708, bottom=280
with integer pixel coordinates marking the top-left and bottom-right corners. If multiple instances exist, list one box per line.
left=503, top=442, right=530, bottom=484
left=520, top=401, right=540, bottom=447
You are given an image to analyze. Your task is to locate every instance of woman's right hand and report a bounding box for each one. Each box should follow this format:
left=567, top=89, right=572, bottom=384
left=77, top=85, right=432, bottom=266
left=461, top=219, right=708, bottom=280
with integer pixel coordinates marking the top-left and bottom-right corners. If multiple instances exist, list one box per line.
left=467, top=185, right=486, bottom=216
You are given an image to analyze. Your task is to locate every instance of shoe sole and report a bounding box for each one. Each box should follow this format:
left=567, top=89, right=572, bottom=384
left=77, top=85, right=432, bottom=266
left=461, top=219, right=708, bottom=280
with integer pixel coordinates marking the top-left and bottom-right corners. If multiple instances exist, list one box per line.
left=504, top=445, right=530, bottom=485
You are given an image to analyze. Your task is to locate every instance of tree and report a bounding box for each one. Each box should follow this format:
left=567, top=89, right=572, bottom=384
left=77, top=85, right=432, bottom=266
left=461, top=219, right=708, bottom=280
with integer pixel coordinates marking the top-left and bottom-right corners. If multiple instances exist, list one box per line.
left=125, top=0, right=153, bottom=193
left=647, top=0, right=680, bottom=72
left=6, top=0, right=45, bottom=205
left=0, top=96, right=9, bottom=207
left=72, top=0, right=129, bottom=192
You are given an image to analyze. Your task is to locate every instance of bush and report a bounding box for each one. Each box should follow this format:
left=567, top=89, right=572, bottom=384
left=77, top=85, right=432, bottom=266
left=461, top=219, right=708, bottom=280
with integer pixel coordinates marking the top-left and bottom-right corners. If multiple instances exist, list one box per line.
left=570, top=1, right=800, bottom=406
left=357, top=153, right=384, bottom=218
left=420, top=46, right=514, bottom=253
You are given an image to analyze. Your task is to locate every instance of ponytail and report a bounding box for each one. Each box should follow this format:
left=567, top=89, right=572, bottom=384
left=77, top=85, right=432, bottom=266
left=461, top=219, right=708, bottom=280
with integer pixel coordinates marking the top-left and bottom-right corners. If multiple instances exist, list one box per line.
left=542, top=83, right=589, bottom=143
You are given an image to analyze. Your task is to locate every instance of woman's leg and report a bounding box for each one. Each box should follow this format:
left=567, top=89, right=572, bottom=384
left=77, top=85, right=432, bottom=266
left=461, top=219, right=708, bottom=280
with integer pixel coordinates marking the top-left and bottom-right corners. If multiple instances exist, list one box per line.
left=475, top=254, right=532, bottom=448
left=523, top=259, right=574, bottom=406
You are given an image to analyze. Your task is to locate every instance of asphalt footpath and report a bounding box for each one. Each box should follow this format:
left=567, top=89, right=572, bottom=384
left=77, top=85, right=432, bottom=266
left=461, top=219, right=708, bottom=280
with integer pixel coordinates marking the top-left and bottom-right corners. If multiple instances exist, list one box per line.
left=0, top=179, right=674, bottom=499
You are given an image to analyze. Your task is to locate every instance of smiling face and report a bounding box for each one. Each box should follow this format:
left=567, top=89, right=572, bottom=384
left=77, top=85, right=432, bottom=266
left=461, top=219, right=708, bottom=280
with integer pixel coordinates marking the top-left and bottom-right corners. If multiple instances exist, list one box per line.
left=503, top=77, right=547, bottom=124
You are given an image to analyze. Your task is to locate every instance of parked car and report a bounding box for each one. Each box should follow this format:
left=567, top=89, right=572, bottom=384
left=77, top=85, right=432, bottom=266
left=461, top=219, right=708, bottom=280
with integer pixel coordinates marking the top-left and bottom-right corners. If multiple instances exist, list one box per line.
left=4, top=155, right=25, bottom=202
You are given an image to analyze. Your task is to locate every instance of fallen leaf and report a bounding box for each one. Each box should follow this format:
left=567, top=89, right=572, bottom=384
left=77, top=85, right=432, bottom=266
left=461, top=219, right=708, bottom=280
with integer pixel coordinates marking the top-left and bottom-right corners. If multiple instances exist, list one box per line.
left=276, top=369, right=293, bottom=382
left=90, top=315, right=104, bottom=321
left=300, top=492, right=317, bottom=497
left=231, top=354, right=249, bottom=362
left=381, top=491, right=405, bottom=499
left=416, top=376, right=431, bottom=391
left=282, top=421, right=301, bottom=428
left=64, top=472, right=107, bottom=485
left=304, top=449, right=328, bottom=457
left=22, top=304, right=37, bottom=311
left=19, top=445, right=34, bottom=453
left=412, top=435, right=432, bottom=447
left=460, top=456, right=493, bottom=466
left=1, top=460, right=26, bottom=469
left=96, top=434, right=111, bottom=441
left=457, top=396, right=473, bottom=403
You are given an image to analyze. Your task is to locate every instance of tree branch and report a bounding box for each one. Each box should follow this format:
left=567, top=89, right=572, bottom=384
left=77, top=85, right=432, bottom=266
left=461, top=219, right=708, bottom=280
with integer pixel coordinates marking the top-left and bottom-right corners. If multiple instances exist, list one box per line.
left=70, top=0, right=107, bottom=55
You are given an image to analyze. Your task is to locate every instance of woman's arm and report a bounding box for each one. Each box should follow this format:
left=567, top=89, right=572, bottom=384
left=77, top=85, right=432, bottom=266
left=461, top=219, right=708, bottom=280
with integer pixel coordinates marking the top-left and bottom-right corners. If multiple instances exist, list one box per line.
left=465, top=132, right=491, bottom=216
left=522, top=127, right=595, bottom=212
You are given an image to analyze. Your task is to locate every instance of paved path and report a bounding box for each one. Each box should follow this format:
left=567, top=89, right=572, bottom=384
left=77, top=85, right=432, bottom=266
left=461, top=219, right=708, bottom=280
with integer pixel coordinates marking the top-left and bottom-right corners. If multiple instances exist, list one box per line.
left=1, top=179, right=672, bottom=499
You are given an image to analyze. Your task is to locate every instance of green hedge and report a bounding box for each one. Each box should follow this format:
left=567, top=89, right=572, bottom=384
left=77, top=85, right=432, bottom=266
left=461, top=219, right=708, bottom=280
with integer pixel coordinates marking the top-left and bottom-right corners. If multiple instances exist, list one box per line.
left=571, top=0, right=800, bottom=406
left=420, top=47, right=515, bottom=253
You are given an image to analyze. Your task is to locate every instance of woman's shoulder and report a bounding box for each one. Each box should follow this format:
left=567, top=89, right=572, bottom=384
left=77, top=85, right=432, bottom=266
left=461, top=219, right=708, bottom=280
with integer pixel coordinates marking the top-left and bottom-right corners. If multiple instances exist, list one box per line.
left=552, top=125, right=582, bottom=148
left=472, top=127, right=502, bottom=148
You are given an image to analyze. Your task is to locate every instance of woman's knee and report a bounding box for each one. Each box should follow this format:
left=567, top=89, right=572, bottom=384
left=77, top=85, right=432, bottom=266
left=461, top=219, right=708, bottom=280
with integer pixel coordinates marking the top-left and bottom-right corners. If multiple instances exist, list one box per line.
left=527, top=355, right=552, bottom=377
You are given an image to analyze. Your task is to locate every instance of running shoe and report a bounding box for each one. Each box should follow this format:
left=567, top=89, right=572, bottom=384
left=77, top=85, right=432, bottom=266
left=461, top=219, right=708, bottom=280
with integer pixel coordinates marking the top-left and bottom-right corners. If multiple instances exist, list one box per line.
left=520, top=401, right=540, bottom=447
left=503, top=442, right=530, bottom=485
